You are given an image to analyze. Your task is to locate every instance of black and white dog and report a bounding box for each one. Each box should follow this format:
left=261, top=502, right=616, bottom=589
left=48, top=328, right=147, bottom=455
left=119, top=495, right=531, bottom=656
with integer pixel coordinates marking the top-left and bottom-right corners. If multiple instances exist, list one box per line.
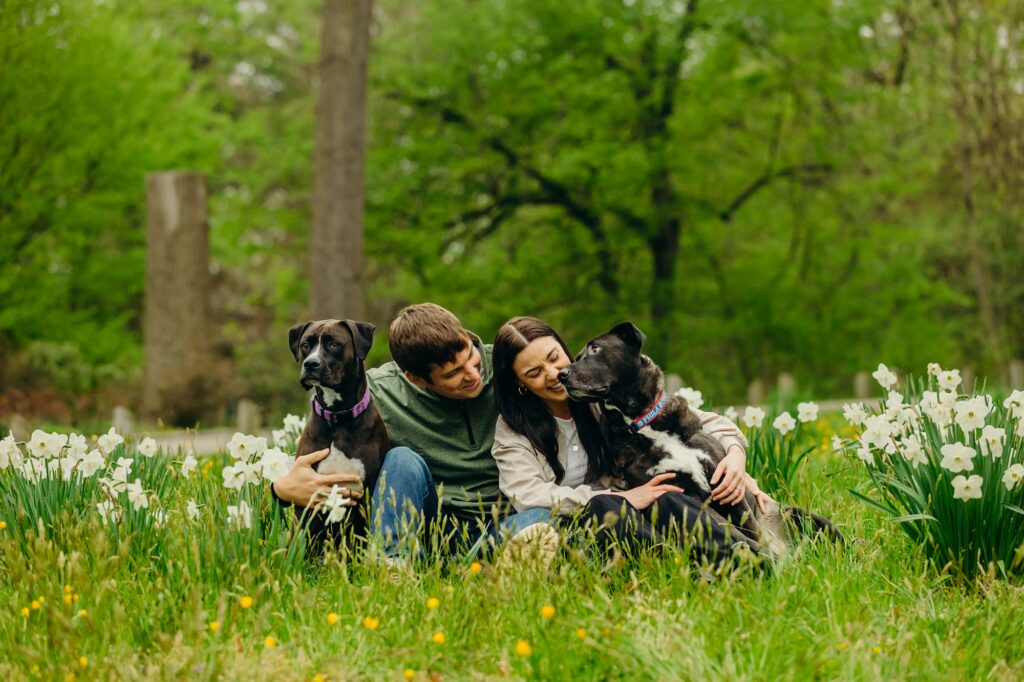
left=288, top=319, right=390, bottom=543
left=559, top=321, right=840, bottom=557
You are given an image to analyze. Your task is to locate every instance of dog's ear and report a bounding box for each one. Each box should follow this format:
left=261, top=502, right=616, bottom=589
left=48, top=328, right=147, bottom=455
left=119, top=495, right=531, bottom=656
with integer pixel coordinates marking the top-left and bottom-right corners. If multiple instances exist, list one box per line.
left=610, top=321, right=646, bottom=350
left=343, top=320, right=375, bottom=361
left=288, top=322, right=312, bottom=362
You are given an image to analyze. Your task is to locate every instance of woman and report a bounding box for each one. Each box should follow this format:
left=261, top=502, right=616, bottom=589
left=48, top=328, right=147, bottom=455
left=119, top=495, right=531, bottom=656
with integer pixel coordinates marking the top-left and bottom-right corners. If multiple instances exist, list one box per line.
left=491, top=316, right=770, bottom=562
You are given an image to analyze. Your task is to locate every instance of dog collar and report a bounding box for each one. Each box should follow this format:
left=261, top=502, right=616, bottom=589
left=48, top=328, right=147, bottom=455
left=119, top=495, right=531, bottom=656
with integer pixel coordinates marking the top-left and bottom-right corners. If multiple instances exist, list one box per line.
left=629, top=390, right=666, bottom=433
left=311, top=386, right=371, bottom=424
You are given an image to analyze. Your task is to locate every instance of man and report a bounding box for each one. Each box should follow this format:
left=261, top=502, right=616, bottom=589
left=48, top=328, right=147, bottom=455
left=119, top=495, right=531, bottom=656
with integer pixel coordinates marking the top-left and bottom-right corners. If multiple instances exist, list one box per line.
left=272, top=303, right=555, bottom=564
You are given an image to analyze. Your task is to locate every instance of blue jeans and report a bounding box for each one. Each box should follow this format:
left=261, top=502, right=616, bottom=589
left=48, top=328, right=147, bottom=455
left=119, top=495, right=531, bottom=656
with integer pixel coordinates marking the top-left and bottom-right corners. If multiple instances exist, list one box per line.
left=371, top=446, right=552, bottom=558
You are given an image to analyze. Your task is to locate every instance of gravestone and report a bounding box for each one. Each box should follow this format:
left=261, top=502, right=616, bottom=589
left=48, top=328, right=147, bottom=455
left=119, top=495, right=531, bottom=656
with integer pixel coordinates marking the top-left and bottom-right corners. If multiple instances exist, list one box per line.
left=777, top=373, right=796, bottom=399
left=854, top=371, right=870, bottom=399
left=112, top=406, right=135, bottom=437
left=747, top=379, right=765, bottom=406
left=1010, top=360, right=1024, bottom=389
left=237, top=399, right=262, bottom=435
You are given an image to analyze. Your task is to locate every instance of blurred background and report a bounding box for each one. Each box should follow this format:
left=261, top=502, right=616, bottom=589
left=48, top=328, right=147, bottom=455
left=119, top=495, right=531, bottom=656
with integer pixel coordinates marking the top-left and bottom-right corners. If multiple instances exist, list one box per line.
left=1, top=0, right=1022, bottom=430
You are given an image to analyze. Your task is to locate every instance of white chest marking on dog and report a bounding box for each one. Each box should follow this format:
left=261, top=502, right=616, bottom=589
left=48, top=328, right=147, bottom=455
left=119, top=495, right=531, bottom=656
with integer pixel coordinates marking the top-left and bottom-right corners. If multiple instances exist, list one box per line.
left=319, top=385, right=344, bottom=405
left=625, top=415, right=715, bottom=492
left=317, top=443, right=366, bottom=480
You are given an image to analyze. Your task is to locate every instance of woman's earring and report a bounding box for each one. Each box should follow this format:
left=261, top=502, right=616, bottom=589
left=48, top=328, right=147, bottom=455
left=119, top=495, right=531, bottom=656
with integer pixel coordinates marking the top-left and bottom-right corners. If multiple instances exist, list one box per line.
left=517, top=385, right=527, bottom=396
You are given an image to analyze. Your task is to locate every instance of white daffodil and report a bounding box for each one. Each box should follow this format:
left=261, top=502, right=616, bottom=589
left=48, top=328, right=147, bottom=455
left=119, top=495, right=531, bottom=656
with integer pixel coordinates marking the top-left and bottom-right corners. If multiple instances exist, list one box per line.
left=97, top=500, right=122, bottom=524
left=272, top=429, right=290, bottom=449
left=138, top=437, right=158, bottom=458
left=321, top=485, right=351, bottom=524
left=260, top=448, right=293, bottom=483
left=856, top=444, right=874, bottom=464
left=940, top=443, right=976, bottom=473
left=221, top=463, right=246, bottom=490
left=240, top=461, right=264, bottom=487
left=97, top=427, right=124, bottom=456
left=186, top=499, right=201, bottom=520
left=104, top=465, right=131, bottom=495
left=21, top=457, right=48, bottom=482
left=979, top=425, right=1005, bottom=458
left=797, top=402, right=819, bottom=423
left=226, top=433, right=268, bottom=463
left=0, top=432, right=22, bottom=469
left=723, top=406, right=738, bottom=422
left=842, top=403, right=868, bottom=427
left=152, top=509, right=168, bottom=529
left=1017, top=419, right=1024, bottom=438
left=675, top=387, right=704, bottom=410
left=67, top=433, right=88, bottom=460
left=1003, top=464, right=1024, bottom=491
left=954, top=396, right=990, bottom=432
left=831, top=435, right=844, bottom=452
left=860, top=414, right=894, bottom=449
left=743, top=407, right=765, bottom=429
left=885, top=391, right=904, bottom=412
left=227, top=500, right=253, bottom=530
left=924, top=401, right=954, bottom=428
left=28, top=430, right=52, bottom=459
left=937, top=370, right=962, bottom=393
left=951, top=474, right=983, bottom=501
left=1004, top=390, right=1024, bottom=419
left=126, top=479, right=149, bottom=510
left=58, top=456, right=79, bottom=481
left=283, top=414, right=306, bottom=436
left=919, top=391, right=940, bottom=412
left=78, top=449, right=105, bottom=477
left=180, top=452, right=198, bottom=477
left=900, top=434, right=928, bottom=467
left=872, top=363, right=898, bottom=390
left=773, top=412, right=796, bottom=436
left=927, top=363, right=942, bottom=377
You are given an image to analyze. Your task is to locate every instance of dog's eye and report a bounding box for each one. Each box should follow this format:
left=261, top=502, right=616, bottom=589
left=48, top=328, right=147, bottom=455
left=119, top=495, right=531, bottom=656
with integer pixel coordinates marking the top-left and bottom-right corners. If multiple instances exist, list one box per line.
left=300, top=342, right=310, bottom=352
left=329, top=342, right=340, bottom=351
left=588, top=345, right=600, bottom=355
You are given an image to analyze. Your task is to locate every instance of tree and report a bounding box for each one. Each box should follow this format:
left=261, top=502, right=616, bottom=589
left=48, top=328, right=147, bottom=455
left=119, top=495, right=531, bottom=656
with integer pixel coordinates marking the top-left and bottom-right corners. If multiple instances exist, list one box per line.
left=311, top=0, right=372, bottom=321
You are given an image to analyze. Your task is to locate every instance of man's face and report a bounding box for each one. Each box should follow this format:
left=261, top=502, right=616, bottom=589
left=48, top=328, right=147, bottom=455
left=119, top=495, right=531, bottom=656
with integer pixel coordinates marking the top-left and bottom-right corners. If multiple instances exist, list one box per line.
left=406, top=340, right=485, bottom=400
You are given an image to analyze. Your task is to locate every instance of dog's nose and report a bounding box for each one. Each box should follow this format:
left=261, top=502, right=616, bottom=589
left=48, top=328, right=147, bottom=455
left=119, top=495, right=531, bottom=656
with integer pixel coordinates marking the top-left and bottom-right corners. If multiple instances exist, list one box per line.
left=303, top=358, right=321, bottom=372
left=557, top=368, right=571, bottom=382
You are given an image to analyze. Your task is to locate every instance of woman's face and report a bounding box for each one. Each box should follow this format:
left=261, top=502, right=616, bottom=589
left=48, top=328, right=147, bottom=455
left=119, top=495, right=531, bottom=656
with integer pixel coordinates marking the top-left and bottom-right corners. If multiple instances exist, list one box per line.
left=512, top=336, right=571, bottom=404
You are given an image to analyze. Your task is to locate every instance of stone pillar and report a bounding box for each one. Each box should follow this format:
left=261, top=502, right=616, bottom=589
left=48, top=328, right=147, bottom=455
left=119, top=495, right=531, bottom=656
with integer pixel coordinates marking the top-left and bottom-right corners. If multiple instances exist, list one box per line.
left=747, top=379, right=765, bottom=406
left=143, top=172, right=214, bottom=423
left=854, top=372, right=871, bottom=399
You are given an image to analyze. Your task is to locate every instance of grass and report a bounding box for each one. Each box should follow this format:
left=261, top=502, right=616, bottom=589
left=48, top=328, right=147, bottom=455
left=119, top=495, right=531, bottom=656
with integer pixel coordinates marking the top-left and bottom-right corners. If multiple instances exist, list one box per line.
left=2, top=441, right=1024, bottom=681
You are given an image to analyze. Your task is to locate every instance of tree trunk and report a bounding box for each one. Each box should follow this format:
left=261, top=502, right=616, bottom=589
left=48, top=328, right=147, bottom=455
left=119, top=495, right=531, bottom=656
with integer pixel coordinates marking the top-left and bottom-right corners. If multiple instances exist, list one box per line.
left=311, top=0, right=371, bottom=321
left=143, top=172, right=214, bottom=423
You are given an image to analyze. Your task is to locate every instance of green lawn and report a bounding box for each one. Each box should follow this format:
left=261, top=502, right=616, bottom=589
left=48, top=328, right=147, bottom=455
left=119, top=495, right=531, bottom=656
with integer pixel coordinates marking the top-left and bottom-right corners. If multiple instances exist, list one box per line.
left=2, top=445, right=1023, bottom=682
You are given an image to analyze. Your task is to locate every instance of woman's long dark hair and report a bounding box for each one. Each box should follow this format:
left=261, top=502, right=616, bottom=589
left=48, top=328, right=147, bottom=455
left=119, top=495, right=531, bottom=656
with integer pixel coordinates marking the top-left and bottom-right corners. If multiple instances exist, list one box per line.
left=493, top=317, right=609, bottom=484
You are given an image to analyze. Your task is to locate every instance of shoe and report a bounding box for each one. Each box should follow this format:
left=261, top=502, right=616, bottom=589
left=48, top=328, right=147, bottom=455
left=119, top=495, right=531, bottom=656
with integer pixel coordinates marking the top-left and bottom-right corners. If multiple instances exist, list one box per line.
left=494, top=523, right=559, bottom=574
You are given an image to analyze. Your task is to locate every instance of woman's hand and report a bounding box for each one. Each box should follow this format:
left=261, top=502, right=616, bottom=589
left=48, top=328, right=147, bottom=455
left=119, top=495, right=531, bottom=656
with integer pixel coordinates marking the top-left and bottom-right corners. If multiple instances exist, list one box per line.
left=710, top=445, right=747, bottom=506
left=613, top=472, right=685, bottom=510
left=271, top=448, right=364, bottom=508
left=746, top=474, right=776, bottom=514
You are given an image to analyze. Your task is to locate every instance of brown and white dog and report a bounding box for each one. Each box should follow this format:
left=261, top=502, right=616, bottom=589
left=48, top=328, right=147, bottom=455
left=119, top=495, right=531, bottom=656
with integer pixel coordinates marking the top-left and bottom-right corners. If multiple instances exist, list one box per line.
left=288, top=319, right=390, bottom=543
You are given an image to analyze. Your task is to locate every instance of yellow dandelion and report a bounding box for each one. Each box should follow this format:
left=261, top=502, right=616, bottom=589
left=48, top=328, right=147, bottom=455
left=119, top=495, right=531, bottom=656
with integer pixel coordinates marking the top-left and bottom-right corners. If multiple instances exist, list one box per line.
left=312, top=675, right=326, bottom=682
left=64, top=585, right=72, bottom=594
left=426, top=597, right=440, bottom=610
left=362, top=616, right=379, bottom=630
left=403, top=669, right=415, bottom=681
left=78, top=657, right=88, bottom=668
left=72, top=593, right=79, bottom=602
left=65, top=672, right=75, bottom=682
left=31, top=600, right=41, bottom=610
left=239, top=595, right=254, bottom=609
left=432, top=631, right=445, bottom=645
left=37, top=596, right=44, bottom=604
left=872, top=646, right=881, bottom=654
left=515, top=640, right=532, bottom=656
left=601, top=628, right=611, bottom=637
left=836, top=641, right=848, bottom=651
left=674, top=556, right=682, bottom=566
left=209, top=620, right=220, bottom=632
left=0, top=520, right=7, bottom=530
left=78, top=609, right=88, bottom=618
left=64, top=594, right=73, bottom=605
left=326, top=612, right=339, bottom=625
left=575, top=628, right=586, bottom=640
left=540, top=605, right=555, bottom=619
left=469, top=562, right=482, bottom=575
left=263, top=636, right=277, bottom=649
left=20, top=607, right=29, bottom=618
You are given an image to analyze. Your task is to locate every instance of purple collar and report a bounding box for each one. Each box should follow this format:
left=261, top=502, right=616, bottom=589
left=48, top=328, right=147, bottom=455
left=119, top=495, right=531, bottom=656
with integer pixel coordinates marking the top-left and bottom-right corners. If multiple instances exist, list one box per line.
left=311, top=386, right=372, bottom=424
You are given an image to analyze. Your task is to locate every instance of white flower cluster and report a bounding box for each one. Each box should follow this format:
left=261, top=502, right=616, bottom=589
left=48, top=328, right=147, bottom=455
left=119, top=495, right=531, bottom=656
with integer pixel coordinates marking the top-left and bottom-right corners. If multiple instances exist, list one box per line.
left=0, top=427, right=118, bottom=483
left=272, top=413, right=306, bottom=449
left=843, top=363, right=1024, bottom=502
left=674, top=387, right=704, bottom=410
left=221, top=432, right=294, bottom=490
left=737, top=402, right=819, bottom=435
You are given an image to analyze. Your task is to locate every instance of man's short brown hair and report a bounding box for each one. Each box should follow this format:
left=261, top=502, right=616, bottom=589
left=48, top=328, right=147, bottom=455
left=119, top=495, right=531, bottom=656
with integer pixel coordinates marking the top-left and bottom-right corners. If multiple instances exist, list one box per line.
left=389, top=303, right=471, bottom=381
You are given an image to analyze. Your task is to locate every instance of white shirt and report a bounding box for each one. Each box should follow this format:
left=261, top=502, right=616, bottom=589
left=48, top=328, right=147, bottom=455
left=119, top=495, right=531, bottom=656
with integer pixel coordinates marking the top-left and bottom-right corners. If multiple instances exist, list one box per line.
left=554, top=416, right=588, bottom=488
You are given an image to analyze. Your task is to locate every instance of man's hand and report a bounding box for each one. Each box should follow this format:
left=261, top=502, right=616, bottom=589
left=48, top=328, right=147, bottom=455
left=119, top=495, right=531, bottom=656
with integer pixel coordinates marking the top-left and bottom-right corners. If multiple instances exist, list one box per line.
left=613, top=472, right=685, bottom=510
left=271, top=448, right=364, bottom=508
left=710, top=444, right=747, bottom=506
